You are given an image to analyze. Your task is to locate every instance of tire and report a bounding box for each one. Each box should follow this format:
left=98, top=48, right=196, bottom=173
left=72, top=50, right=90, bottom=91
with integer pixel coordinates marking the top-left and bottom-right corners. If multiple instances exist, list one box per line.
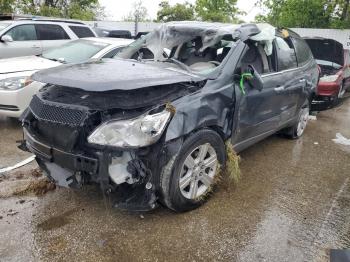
left=283, top=101, right=310, bottom=139
left=159, top=129, right=226, bottom=212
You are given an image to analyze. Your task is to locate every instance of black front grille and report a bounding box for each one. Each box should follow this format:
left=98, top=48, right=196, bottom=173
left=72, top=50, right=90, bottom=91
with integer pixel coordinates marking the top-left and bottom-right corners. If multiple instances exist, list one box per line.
left=29, top=95, right=87, bottom=126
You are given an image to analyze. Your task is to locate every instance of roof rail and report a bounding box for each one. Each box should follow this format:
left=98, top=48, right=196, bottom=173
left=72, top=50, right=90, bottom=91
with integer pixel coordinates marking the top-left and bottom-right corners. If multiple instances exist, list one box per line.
left=17, top=18, right=86, bottom=25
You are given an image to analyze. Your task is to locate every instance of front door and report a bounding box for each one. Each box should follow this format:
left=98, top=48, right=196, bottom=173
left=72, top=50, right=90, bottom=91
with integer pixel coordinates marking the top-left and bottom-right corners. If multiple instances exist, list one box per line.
left=0, top=24, right=42, bottom=58
left=232, top=43, right=285, bottom=147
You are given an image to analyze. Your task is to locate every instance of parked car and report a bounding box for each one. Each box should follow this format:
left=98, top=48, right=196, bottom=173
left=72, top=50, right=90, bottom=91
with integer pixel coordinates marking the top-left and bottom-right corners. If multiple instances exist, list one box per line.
left=94, top=28, right=133, bottom=39
left=304, top=37, right=350, bottom=104
left=0, top=37, right=133, bottom=117
left=21, top=22, right=319, bottom=212
left=0, top=19, right=97, bottom=59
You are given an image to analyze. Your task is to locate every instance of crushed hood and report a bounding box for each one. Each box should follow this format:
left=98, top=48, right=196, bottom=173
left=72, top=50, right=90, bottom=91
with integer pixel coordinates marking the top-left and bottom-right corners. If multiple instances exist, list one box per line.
left=0, top=55, right=61, bottom=74
left=304, top=38, right=344, bottom=66
left=32, top=59, right=204, bottom=91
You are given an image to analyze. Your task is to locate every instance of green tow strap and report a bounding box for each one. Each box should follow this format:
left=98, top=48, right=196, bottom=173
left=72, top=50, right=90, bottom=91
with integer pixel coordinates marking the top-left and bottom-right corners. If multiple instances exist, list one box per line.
left=239, top=73, right=253, bottom=95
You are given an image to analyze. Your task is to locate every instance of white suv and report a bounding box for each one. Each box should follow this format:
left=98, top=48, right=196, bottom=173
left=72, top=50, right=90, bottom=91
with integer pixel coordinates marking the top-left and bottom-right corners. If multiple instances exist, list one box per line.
left=0, top=19, right=97, bottom=59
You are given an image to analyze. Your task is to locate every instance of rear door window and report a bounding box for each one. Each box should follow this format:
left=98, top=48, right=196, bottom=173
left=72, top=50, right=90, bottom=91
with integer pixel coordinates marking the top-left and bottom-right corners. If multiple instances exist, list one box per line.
left=35, top=24, right=70, bottom=40
left=5, top=24, right=37, bottom=41
left=275, top=37, right=298, bottom=71
left=292, top=37, right=313, bottom=66
left=69, top=26, right=95, bottom=38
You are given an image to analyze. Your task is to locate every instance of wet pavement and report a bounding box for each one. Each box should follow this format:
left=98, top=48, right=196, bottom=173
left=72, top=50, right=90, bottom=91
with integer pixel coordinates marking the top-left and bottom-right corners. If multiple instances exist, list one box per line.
left=0, top=97, right=350, bottom=262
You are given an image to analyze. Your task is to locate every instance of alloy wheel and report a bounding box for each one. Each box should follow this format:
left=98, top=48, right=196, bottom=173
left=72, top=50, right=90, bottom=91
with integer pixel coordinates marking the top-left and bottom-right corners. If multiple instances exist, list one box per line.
left=179, top=143, right=218, bottom=200
left=338, top=83, right=346, bottom=99
left=296, top=107, right=309, bottom=137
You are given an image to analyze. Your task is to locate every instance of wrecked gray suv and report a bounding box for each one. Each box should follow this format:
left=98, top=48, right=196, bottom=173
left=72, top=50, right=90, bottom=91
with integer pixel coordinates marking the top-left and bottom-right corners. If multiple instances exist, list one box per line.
left=20, top=22, right=319, bottom=212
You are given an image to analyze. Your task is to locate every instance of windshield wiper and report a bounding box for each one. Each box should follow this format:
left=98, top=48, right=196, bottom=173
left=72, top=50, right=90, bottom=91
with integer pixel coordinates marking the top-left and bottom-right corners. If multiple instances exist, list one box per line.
left=164, top=58, right=192, bottom=73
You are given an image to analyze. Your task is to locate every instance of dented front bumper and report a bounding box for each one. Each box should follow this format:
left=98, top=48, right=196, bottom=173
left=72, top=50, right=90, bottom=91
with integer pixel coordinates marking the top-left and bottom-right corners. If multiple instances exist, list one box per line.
left=23, top=127, right=161, bottom=211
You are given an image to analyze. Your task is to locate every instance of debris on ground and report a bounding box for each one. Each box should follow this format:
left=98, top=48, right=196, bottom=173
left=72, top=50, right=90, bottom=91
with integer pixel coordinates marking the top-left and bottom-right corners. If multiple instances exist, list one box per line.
left=314, top=142, right=319, bottom=145
left=14, top=172, right=24, bottom=180
left=7, top=210, right=19, bottom=216
left=333, top=133, right=350, bottom=146
left=225, top=141, right=241, bottom=183
left=13, top=178, right=56, bottom=197
left=31, top=168, right=43, bottom=178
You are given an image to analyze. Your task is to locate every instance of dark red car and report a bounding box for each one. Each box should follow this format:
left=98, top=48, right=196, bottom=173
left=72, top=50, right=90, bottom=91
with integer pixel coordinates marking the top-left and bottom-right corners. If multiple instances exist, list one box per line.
left=304, top=37, right=350, bottom=104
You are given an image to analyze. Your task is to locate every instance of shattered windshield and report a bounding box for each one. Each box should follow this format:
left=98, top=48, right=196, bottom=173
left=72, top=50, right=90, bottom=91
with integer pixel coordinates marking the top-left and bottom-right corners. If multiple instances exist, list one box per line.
left=116, top=22, right=239, bottom=75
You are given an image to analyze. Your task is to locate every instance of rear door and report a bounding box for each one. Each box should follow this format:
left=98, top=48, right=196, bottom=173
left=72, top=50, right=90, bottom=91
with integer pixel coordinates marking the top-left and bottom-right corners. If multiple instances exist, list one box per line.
left=0, top=24, right=42, bottom=58
left=274, top=36, right=305, bottom=125
left=35, top=24, right=71, bottom=52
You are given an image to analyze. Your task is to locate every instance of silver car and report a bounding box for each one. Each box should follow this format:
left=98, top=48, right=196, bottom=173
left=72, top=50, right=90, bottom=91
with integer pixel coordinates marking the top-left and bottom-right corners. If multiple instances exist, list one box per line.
left=0, top=19, right=97, bottom=59
left=0, top=37, right=133, bottom=118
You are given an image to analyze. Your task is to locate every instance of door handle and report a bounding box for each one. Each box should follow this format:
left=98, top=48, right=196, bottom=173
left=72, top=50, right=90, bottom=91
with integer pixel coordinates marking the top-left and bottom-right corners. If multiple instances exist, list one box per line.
left=31, top=45, right=40, bottom=49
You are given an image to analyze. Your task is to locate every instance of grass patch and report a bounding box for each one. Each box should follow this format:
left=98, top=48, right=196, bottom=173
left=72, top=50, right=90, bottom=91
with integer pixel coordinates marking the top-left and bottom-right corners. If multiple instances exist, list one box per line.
left=224, top=141, right=241, bottom=184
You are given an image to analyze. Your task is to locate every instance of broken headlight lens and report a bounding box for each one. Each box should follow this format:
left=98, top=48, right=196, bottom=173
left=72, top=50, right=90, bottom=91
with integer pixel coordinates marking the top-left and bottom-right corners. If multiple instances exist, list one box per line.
left=0, top=76, right=33, bottom=91
left=87, top=109, right=171, bottom=148
left=320, top=75, right=339, bottom=82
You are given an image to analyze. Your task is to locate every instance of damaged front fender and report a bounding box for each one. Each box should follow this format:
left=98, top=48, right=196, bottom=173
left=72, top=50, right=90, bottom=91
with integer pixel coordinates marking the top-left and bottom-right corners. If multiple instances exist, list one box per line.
left=165, top=80, right=236, bottom=142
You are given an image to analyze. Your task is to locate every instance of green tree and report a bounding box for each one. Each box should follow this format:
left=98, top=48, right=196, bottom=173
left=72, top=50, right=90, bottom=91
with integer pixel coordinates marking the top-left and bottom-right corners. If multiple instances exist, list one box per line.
left=257, top=0, right=350, bottom=29
left=0, top=0, right=15, bottom=13
left=195, top=0, right=240, bottom=22
left=16, top=0, right=102, bottom=20
left=157, top=1, right=195, bottom=22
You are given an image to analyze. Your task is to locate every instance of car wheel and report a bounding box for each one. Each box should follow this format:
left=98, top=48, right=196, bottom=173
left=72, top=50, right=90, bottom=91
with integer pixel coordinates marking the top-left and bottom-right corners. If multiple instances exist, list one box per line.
left=332, top=82, right=346, bottom=106
left=160, top=129, right=226, bottom=212
left=284, top=102, right=310, bottom=139
left=338, top=83, right=346, bottom=98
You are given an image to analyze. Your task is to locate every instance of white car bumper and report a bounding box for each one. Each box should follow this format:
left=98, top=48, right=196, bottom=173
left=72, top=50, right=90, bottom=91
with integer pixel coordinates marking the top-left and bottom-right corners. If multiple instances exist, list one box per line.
left=0, top=81, right=45, bottom=118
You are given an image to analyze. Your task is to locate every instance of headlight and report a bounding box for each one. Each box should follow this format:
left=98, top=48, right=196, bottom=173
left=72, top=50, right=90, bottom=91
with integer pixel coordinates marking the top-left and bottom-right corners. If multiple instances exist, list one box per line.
left=0, top=76, right=33, bottom=91
left=320, top=75, right=339, bottom=83
left=88, top=109, right=171, bottom=148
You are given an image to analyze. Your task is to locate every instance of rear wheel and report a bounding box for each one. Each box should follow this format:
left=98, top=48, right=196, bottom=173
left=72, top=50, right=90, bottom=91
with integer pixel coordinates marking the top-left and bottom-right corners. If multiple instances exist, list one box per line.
left=338, top=83, right=346, bottom=98
left=332, top=83, right=345, bottom=106
left=284, top=102, right=310, bottom=139
left=160, top=129, right=225, bottom=212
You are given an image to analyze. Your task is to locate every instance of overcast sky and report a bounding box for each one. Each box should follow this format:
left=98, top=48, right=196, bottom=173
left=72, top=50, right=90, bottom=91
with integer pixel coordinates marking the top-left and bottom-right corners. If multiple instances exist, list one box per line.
left=99, top=0, right=260, bottom=22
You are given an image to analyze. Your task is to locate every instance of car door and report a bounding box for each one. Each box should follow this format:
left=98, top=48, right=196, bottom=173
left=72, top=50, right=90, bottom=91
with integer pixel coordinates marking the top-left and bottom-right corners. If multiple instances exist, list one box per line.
left=233, top=43, right=285, bottom=147
left=273, top=36, right=304, bottom=125
left=35, top=24, right=71, bottom=52
left=0, top=24, right=42, bottom=58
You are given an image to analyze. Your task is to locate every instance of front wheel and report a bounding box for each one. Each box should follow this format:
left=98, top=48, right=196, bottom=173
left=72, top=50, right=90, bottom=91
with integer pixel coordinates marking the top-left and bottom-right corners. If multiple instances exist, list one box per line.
left=284, top=102, right=310, bottom=139
left=159, top=129, right=226, bottom=212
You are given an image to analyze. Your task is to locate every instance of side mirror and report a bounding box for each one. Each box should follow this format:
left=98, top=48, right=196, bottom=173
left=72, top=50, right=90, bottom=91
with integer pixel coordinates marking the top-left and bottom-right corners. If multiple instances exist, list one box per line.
left=246, top=65, right=264, bottom=91
left=1, top=35, right=13, bottom=43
